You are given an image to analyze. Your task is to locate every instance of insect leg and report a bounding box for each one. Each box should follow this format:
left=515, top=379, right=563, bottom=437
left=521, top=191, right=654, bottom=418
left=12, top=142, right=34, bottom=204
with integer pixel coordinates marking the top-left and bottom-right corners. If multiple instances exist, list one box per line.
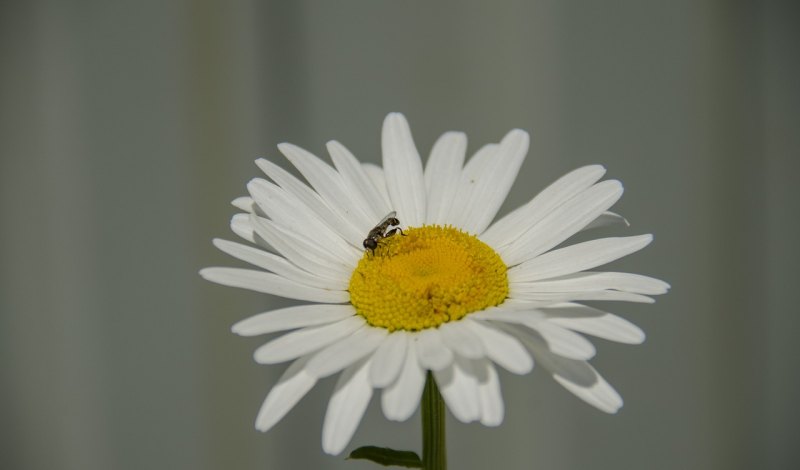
left=385, top=227, right=405, bottom=237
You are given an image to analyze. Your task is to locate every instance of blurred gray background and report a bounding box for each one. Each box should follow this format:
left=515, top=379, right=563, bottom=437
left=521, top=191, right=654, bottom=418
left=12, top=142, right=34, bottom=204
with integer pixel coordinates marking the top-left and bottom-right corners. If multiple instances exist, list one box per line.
left=2, top=1, right=798, bottom=469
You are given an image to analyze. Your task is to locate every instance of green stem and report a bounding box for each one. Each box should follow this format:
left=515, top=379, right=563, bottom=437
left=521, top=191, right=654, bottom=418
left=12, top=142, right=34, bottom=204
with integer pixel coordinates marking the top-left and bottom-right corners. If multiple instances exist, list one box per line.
left=421, top=372, right=447, bottom=470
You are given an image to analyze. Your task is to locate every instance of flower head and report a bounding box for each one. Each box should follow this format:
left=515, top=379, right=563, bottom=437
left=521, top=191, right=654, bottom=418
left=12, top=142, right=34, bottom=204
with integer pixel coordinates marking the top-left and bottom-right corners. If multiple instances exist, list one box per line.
left=201, top=113, right=669, bottom=455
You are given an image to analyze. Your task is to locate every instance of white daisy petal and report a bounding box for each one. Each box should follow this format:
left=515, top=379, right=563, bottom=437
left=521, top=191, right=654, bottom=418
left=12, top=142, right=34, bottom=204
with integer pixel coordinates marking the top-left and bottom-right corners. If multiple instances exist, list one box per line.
left=509, top=289, right=655, bottom=304
left=528, top=320, right=596, bottom=360
left=382, top=340, right=426, bottom=421
left=499, top=298, right=563, bottom=310
left=322, top=357, right=373, bottom=455
left=470, top=308, right=546, bottom=327
left=232, top=304, right=356, bottom=336
left=255, top=158, right=364, bottom=245
left=540, top=303, right=645, bottom=344
left=480, top=165, right=606, bottom=247
left=512, top=272, right=670, bottom=295
left=382, top=113, right=426, bottom=227
left=213, top=239, right=348, bottom=290
left=446, top=143, right=497, bottom=228
left=551, top=362, right=623, bottom=414
left=415, top=329, right=455, bottom=371
left=199, top=267, right=348, bottom=303
left=508, top=234, right=654, bottom=282
left=278, top=143, right=374, bottom=232
left=500, top=180, right=624, bottom=266
left=581, top=211, right=629, bottom=231
left=306, top=326, right=388, bottom=378
left=500, top=324, right=622, bottom=413
left=247, top=178, right=359, bottom=262
left=424, top=131, right=467, bottom=224
left=324, top=143, right=386, bottom=229
left=231, top=213, right=257, bottom=244
left=253, top=316, right=365, bottom=364
left=232, top=196, right=255, bottom=212
left=369, top=331, right=409, bottom=388
left=464, top=319, right=533, bottom=375
left=531, top=346, right=622, bottom=413
left=249, top=215, right=352, bottom=281
left=255, top=355, right=317, bottom=432
left=506, top=329, right=622, bottom=413
left=475, top=360, right=504, bottom=426
left=361, top=163, right=392, bottom=210
left=439, top=320, right=486, bottom=359
left=458, top=129, right=529, bottom=235
left=327, top=140, right=387, bottom=221
left=434, top=358, right=481, bottom=423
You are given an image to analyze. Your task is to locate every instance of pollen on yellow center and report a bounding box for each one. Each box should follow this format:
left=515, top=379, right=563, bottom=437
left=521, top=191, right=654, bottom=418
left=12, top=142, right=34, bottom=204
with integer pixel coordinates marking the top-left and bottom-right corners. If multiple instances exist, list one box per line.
left=348, top=225, right=508, bottom=331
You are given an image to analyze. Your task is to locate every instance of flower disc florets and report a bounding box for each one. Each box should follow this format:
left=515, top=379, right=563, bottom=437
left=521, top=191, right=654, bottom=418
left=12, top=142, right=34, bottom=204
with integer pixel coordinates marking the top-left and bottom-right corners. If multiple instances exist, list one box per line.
left=349, top=225, right=508, bottom=331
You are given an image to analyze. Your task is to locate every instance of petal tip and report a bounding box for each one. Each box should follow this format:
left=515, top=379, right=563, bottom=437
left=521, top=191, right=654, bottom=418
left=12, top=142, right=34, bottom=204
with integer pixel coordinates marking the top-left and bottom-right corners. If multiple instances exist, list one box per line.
left=385, top=111, right=406, bottom=120
left=383, top=113, right=410, bottom=133
left=230, top=320, right=246, bottom=335
left=508, top=128, right=530, bottom=141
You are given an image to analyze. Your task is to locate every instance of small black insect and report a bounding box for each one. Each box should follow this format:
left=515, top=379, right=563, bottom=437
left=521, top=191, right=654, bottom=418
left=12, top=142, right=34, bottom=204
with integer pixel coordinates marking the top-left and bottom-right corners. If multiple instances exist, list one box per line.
left=363, top=211, right=405, bottom=253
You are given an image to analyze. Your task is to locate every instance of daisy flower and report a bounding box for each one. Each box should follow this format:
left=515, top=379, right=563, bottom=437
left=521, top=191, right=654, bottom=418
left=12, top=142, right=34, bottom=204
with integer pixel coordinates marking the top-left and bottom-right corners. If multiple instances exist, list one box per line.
left=201, top=113, right=668, bottom=458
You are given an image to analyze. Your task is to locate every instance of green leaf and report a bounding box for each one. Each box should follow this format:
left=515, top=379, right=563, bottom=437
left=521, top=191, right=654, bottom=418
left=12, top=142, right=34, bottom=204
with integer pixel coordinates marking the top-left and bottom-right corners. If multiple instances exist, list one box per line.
left=347, top=446, right=423, bottom=468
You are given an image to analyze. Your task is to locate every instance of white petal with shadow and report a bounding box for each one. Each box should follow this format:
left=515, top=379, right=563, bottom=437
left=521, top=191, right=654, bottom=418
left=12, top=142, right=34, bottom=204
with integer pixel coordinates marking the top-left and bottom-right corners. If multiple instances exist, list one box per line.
left=552, top=364, right=623, bottom=414
left=540, top=303, right=645, bottom=344
left=465, top=319, right=533, bottom=374
left=369, top=331, right=409, bottom=388
left=255, top=355, right=317, bottom=432
left=581, top=211, right=629, bottom=231
left=306, top=326, right=388, bottom=378
left=434, top=358, right=480, bottom=423
left=439, top=320, right=486, bottom=359
left=529, top=320, right=596, bottom=360
left=475, top=360, right=504, bottom=426
left=501, top=325, right=622, bottom=413
left=322, top=357, right=373, bottom=455
left=415, top=328, right=455, bottom=371
left=382, top=340, right=426, bottom=421
left=470, top=308, right=546, bottom=327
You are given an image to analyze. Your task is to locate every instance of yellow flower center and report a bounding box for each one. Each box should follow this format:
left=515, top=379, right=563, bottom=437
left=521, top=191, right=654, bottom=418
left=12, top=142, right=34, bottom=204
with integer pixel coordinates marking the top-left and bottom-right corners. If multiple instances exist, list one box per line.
left=349, top=225, right=508, bottom=331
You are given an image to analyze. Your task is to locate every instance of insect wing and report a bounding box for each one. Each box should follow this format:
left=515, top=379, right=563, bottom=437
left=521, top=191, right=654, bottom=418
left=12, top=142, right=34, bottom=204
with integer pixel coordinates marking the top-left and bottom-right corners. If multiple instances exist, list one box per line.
left=376, top=211, right=397, bottom=229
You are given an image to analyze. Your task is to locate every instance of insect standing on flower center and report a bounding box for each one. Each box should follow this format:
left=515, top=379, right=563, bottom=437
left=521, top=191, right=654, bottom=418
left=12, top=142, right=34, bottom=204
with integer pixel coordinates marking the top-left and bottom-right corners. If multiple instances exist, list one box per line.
left=363, top=211, right=405, bottom=254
